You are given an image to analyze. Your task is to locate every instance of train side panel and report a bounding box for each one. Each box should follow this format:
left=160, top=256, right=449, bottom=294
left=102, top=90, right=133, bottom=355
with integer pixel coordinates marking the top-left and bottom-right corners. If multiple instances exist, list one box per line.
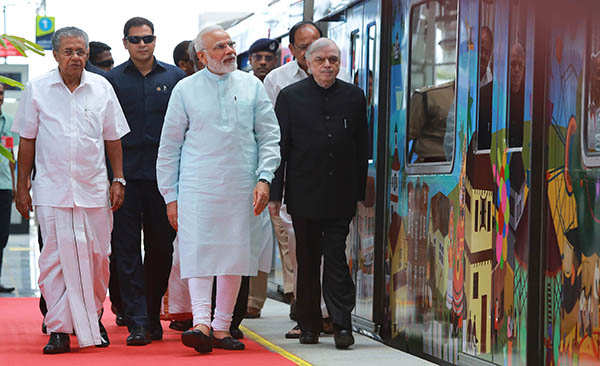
left=384, top=0, right=531, bottom=364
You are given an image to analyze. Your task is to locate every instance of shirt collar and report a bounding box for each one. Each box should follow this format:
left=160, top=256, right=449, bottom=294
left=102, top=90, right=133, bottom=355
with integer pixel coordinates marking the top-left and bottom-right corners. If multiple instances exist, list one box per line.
left=201, top=67, right=233, bottom=81
left=124, top=57, right=165, bottom=75
left=309, top=75, right=338, bottom=92
left=50, top=68, right=90, bottom=88
left=291, top=60, right=308, bottom=78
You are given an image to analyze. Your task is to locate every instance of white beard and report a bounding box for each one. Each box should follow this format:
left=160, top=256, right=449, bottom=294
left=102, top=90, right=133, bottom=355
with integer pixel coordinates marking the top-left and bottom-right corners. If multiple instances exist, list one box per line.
left=206, top=54, right=236, bottom=74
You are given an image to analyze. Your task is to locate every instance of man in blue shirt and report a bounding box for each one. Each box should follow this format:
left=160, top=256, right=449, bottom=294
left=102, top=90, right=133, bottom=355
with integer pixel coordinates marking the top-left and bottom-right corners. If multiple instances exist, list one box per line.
left=106, top=16, right=185, bottom=346
left=0, top=84, right=18, bottom=293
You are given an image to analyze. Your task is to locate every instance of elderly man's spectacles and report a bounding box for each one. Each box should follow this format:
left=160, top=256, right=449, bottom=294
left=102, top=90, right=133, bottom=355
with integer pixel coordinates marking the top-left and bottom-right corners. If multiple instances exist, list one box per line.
left=313, top=56, right=339, bottom=65
left=208, top=40, right=236, bottom=52
left=62, top=49, right=87, bottom=57
left=126, top=35, right=156, bottom=44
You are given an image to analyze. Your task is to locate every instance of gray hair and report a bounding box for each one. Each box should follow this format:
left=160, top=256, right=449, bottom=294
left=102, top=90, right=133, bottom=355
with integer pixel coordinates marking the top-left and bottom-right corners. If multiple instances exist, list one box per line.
left=305, top=38, right=340, bottom=61
left=187, top=41, right=202, bottom=71
left=194, top=24, right=225, bottom=52
left=52, top=26, right=89, bottom=51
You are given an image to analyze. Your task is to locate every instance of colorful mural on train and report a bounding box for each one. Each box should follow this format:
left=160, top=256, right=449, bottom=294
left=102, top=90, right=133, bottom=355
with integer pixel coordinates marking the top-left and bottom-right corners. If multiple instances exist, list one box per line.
left=383, top=0, right=535, bottom=364
left=543, top=12, right=600, bottom=366
left=382, top=0, right=600, bottom=365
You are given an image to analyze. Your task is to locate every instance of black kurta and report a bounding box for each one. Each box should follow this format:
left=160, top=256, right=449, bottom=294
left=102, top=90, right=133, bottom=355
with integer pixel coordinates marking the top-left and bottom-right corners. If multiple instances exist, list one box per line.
left=271, top=76, right=369, bottom=219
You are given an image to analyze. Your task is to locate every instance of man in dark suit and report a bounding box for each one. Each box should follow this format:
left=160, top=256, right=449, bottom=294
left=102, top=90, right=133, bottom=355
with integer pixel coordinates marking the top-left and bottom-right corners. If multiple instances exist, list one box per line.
left=270, top=38, right=368, bottom=350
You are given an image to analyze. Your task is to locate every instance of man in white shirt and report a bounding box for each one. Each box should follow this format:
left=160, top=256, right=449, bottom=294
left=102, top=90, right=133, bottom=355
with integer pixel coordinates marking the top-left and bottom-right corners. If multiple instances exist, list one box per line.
left=263, top=20, right=335, bottom=339
left=264, top=21, right=321, bottom=104
left=13, top=26, right=130, bottom=354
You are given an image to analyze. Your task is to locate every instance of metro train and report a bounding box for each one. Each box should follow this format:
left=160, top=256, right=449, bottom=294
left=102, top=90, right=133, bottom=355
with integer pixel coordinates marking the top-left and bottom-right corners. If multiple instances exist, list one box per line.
left=232, top=0, right=600, bottom=364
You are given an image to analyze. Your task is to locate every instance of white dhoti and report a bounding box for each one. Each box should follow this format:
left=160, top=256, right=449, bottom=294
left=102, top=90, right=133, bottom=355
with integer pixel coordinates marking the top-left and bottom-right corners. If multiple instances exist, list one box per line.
left=161, top=236, right=192, bottom=320
left=37, top=205, right=111, bottom=348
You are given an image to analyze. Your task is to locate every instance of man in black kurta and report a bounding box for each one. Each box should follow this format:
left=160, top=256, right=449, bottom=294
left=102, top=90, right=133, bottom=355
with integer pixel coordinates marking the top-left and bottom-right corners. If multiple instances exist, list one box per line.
left=270, top=38, right=368, bottom=349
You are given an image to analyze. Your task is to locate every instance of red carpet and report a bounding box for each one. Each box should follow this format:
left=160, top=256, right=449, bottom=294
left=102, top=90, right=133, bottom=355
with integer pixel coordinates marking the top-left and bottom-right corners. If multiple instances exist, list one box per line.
left=0, top=297, right=295, bottom=366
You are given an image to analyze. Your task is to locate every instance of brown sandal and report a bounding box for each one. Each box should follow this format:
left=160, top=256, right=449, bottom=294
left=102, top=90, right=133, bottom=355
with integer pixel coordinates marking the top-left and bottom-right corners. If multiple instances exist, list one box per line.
left=285, top=324, right=301, bottom=339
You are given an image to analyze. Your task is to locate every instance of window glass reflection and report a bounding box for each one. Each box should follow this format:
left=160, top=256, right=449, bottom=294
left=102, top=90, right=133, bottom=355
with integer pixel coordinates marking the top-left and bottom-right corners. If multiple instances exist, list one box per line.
left=407, top=0, right=458, bottom=164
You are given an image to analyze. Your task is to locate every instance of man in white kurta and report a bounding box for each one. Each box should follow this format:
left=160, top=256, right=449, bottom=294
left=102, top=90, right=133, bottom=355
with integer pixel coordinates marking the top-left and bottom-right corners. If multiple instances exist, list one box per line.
left=13, top=27, right=130, bottom=354
left=157, top=25, right=280, bottom=353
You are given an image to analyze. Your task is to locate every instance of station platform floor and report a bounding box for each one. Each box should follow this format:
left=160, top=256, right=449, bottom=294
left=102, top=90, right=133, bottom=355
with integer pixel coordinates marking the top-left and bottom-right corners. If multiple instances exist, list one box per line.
left=0, top=232, right=436, bottom=365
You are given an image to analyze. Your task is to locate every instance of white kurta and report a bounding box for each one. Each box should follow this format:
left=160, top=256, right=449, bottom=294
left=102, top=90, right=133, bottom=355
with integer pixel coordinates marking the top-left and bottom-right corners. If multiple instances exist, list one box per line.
left=13, top=69, right=129, bottom=347
left=157, top=68, right=280, bottom=279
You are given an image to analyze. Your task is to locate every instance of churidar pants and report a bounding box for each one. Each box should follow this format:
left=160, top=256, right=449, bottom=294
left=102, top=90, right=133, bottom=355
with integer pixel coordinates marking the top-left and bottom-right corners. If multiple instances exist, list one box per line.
left=188, top=275, right=241, bottom=331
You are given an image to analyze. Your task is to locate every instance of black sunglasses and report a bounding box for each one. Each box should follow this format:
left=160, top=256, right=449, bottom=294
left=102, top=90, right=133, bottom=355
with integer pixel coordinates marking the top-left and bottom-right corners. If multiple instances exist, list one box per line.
left=126, top=35, right=155, bottom=44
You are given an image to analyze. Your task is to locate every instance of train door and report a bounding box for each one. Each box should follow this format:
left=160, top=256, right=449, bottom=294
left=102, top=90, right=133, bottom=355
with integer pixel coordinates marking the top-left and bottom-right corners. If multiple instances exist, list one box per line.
left=352, top=0, right=380, bottom=328
left=539, top=1, right=600, bottom=365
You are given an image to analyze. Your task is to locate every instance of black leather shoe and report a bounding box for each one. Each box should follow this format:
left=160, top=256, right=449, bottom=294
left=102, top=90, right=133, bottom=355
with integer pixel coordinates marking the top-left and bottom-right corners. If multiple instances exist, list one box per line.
left=212, top=335, right=245, bottom=350
left=126, top=326, right=151, bottom=346
left=149, top=323, right=163, bottom=341
left=0, top=284, right=14, bottom=293
left=182, top=329, right=212, bottom=353
left=299, top=330, right=319, bottom=344
left=334, top=329, right=354, bottom=349
left=96, top=320, right=109, bottom=347
left=169, top=319, right=192, bottom=332
left=229, top=327, right=244, bottom=339
left=115, top=314, right=126, bottom=327
left=43, top=332, right=70, bottom=354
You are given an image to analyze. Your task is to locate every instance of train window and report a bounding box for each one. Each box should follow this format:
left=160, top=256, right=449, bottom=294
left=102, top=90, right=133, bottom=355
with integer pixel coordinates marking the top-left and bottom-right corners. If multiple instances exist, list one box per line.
left=406, top=0, right=458, bottom=167
left=507, top=0, right=527, bottom=148
left=477, top=0, right=495, bottom=150
left=584, top=22, right=600, bottom=157
left=366, top=23, right=376, bottom=161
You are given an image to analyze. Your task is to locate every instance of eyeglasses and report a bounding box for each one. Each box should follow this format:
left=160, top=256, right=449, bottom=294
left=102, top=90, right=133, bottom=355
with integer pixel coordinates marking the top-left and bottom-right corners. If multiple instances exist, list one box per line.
left=126, top=35, right=156, bottom=44
left=294, top=43, right=310, bottom=51
left=95, top=59, right=114, bottom=67
left=62, top=48, right=87, bottom=57
left=312, top=56, right=339, bottom=65
left=208, top=40, right=236, bottom=52
left=251, top=54, right=274, bottom=62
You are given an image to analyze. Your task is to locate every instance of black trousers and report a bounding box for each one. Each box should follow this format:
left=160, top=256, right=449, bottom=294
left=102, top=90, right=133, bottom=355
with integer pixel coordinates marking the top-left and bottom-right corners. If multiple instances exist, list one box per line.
left=211, top=275, right=249, bottom=330
left=292, top=216, right=355, bottom=333
left=0, top=190, right=11, bottom=279
left=112, top=180, right=175, bottom=330
left=108, top=245, right=122, bottom=314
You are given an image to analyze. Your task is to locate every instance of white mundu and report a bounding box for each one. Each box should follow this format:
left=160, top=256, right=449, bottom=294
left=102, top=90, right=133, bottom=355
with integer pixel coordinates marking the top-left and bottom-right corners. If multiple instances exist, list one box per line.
left=13, top=69, right=129, bottom=347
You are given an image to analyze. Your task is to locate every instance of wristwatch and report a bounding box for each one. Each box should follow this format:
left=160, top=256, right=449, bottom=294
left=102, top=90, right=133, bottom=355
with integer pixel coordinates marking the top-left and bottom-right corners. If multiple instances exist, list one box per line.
left=258, top=178, right=270, bottom=186
left=113, top=177, right=126, bottom=186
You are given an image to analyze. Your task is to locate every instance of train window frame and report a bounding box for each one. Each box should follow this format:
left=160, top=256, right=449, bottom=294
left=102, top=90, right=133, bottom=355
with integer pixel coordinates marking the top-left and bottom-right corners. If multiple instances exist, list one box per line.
left=506, top=0, right=526, bottom=152
left=405, top=0, right=459, bottom=175
left=366, top=21, right=377, bottom=163
left=475, top=0, right=494, bottom=154
left=351, top=29, right=360, bottom=87
left=581, top=18, right=600, bottom=167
